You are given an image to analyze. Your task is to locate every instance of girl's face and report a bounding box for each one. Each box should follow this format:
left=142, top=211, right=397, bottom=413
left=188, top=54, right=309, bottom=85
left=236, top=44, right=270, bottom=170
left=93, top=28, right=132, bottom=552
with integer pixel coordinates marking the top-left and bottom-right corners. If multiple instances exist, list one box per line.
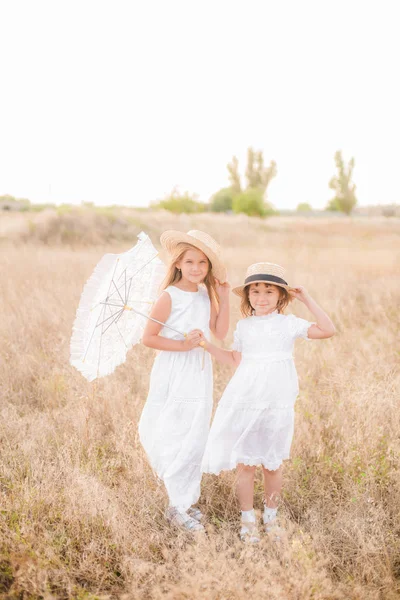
left=176, top=248, right=209, bottom=285
left=248, top=282, right=280, bottom=315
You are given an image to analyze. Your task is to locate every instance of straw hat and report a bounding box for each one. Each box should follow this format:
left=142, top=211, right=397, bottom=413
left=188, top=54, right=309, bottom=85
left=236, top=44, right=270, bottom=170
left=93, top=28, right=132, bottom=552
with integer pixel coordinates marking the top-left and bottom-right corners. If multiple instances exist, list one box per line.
left=160, top=230, right=227, bottom=283
left=232, top=262, right=289, bottom=297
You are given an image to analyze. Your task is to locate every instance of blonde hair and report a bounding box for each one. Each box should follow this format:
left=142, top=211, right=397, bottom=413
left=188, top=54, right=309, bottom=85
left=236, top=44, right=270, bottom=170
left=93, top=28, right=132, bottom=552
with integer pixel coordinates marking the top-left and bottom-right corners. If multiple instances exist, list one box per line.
left=161, top=242, right=219, bottom=308
left=240, top=283, right=291, bottom=317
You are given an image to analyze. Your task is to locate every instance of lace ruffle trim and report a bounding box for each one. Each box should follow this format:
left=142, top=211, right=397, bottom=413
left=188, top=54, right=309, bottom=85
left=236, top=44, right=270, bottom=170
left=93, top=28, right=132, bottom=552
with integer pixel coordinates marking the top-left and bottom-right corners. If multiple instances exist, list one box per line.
left=203, top=457, right=288, bottom=475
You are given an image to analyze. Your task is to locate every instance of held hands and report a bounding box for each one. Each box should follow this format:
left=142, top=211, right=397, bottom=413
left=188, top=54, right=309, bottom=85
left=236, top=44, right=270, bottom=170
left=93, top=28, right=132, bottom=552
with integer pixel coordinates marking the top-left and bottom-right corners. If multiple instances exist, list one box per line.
left=182, top=329, right=204, bottom=351
left=289, top=285, right=310, bottom=304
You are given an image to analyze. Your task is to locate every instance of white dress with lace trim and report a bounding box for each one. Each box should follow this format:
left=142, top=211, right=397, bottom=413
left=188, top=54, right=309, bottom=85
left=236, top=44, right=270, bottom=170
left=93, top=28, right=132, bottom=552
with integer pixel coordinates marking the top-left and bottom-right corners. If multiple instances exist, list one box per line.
left=138, top=284, right=213, bottom=510
left=201, top=311, right=314, bottom=475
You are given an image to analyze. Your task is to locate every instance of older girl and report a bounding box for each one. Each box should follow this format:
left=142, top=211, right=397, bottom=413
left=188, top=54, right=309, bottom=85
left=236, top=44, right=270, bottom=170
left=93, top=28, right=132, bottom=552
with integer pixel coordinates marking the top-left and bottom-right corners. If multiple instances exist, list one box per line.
left=139, top=230, right=230, bottom=532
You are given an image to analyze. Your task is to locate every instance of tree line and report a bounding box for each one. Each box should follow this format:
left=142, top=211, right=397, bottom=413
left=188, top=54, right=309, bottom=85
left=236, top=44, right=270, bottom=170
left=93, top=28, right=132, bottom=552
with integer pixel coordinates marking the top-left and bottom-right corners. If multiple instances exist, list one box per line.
left=155, top=148, right=357, bottom=216
left=0, top=150, right=357, bottom=216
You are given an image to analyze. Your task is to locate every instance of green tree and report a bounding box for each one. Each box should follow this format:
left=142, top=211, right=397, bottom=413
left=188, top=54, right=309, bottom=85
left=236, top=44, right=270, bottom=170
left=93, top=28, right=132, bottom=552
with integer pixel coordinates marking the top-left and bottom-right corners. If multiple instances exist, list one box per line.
left=209, top=187, right=234, bottom=212
left=210, top=148, right=278, bottom=217
left=155, top=189, right=206, bottom=214
left=327, top=151, right=357, bottom=215
left=232, top=188, right=275, bottom=217
left=297, top=202, right=312, bottom=212
left=227, top=156, right=241, bottom=194
left=326, top=197, right=341, bottom=212
left=245, top=147, right=277, bottom=193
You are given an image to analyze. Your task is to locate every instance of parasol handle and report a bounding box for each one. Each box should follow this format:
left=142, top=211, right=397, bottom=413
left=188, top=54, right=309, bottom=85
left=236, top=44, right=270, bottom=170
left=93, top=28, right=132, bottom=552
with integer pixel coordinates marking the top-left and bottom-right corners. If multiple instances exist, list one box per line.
left=125, top=305, right=186, bottom=337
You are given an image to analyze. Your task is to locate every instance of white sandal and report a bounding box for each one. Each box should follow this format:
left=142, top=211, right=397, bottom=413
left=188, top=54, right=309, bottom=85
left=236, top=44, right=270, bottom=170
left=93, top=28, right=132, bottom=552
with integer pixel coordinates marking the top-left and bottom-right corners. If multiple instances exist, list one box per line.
left=264, top=519, right=284, bottom=541
left=263, top=502, right=283, bottom=541
left=187, top=507, right=204, bottom=522
left=165, top=507, right=205, bottom=532
left=240, top=520, right=260, bottom=544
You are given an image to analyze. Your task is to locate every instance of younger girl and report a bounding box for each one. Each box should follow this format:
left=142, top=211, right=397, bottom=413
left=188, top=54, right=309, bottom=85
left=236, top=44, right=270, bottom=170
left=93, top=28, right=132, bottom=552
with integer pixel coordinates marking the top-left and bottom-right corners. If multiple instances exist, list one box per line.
left=200, top=262, right=335, bottom=542
left=138, top=230, right=230, bottom=532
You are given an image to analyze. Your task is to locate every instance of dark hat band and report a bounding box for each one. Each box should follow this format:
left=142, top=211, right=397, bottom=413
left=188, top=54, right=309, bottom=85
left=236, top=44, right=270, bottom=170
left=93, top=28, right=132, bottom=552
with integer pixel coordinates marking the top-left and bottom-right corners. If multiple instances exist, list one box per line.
left=244, top=273, right=288, bottom=286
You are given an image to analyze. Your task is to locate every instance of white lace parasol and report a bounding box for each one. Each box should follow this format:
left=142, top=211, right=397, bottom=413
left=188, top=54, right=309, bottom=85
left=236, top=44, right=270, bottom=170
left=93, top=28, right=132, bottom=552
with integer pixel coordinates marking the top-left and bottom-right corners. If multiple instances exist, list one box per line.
left=70, top=232, right=167, bottom=381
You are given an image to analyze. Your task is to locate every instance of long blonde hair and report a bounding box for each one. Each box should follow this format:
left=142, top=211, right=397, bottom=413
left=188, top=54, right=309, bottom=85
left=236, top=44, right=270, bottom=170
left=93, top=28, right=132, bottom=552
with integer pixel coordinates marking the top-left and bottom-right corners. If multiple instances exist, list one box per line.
left=161, top=242, right=220, bottom=308
left=240, top=283, right=291, bottom=317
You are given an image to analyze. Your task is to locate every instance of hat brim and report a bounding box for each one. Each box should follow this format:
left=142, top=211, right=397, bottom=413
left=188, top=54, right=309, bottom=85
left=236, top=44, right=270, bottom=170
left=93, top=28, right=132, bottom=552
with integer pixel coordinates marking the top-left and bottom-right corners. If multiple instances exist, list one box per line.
left=160, top=230, right=227, bottom=283
left=232, top=279, right=290, bottom=297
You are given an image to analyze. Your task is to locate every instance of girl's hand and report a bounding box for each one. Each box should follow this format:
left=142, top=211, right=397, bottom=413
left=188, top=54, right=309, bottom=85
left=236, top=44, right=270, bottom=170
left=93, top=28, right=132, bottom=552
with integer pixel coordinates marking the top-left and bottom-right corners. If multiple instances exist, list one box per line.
left=182, top=329, right=203, bottom=350
left=198, top=331, right=209, bottom=349
left=289, top=286, right=310, bottom=303
left=215, top=279, right=231, bottom=302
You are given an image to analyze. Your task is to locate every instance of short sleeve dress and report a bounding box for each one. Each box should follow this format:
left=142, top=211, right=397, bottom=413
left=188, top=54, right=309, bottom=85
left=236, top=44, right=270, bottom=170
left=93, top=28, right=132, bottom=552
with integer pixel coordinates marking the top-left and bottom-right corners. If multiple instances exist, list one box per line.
left=138, top=285, right=213, bottom=510
left=201, top=311, right=313, bottom=474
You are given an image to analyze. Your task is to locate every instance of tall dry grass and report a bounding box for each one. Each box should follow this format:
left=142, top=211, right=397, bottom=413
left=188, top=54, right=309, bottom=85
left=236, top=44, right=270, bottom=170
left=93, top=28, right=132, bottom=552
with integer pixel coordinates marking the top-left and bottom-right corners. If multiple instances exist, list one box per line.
left=1, top=212, right=400, bottom=599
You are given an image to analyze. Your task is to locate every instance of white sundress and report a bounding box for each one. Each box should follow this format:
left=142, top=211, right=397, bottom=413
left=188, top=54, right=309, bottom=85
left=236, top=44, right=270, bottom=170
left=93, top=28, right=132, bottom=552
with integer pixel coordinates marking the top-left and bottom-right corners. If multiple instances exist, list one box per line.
left=138, top=285, right=213, bottom=511
left=201, top=311, right=313, bottom=474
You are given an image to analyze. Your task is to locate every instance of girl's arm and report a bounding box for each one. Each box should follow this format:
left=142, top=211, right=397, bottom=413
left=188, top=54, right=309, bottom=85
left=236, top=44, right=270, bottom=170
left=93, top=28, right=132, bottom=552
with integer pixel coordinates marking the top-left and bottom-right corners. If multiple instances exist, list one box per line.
left=209, top=281, right=230, bottom=340
left=200, top=334, right=242, bottom=367
left=142, top=292, right=202, bottom=351
left=290, top=286, right=336, bottom=339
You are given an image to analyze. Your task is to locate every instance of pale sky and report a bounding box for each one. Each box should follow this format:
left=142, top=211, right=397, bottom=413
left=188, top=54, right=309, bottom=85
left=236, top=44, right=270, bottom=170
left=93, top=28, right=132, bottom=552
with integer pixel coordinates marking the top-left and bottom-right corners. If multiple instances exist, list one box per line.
left=1, top=0, right=399, bottom=210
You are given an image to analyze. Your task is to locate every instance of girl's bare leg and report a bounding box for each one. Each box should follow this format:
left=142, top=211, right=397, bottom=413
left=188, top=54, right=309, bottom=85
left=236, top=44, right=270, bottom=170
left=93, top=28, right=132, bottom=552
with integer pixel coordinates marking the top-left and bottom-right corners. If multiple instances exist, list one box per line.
left=262, top=466, right=283, bottom=508
left=262, top=466, right=284, bottom=538
left=236, top=464, right=257, bottom=510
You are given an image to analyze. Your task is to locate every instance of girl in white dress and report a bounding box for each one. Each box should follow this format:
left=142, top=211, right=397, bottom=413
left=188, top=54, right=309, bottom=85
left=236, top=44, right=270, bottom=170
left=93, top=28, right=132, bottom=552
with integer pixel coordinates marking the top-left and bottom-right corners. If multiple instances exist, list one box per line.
left=200, top=262, right=335, bottom=542
left=138, top=230, right=230, bottom=532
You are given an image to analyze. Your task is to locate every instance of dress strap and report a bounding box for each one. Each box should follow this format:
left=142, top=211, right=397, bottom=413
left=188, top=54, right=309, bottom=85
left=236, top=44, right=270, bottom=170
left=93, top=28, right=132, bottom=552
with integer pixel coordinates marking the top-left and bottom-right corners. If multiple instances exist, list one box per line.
left=163, top=286, right=175, bottom=298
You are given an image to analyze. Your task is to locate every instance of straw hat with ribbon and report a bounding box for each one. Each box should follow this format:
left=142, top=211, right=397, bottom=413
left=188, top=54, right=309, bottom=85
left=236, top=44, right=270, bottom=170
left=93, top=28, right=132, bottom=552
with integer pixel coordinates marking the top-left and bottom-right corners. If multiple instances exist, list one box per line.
left=160, top=230, right=227, bottom=283
left=232, top=262, right=289, bottom=297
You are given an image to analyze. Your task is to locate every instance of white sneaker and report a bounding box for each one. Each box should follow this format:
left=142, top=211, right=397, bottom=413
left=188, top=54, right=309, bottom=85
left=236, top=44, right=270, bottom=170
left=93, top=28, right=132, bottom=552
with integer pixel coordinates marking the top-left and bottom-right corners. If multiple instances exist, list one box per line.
left=165, top=507, right=205, bottom=532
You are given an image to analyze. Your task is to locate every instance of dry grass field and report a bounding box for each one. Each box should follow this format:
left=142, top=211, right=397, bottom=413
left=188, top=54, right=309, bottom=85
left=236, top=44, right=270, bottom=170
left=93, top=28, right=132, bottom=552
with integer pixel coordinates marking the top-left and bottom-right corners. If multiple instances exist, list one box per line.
left=1, top=210, right=400, bottom=599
